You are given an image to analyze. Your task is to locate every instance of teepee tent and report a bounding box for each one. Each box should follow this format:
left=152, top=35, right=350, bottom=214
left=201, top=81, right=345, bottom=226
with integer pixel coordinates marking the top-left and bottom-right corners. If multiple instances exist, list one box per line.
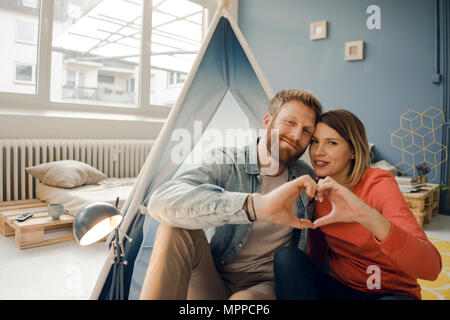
left=90, top=0, right=274, bottom=299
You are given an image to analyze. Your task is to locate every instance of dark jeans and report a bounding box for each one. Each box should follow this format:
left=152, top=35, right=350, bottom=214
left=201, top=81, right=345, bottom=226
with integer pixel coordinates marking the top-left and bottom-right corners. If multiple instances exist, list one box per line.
left=273, top=247, right=416, bottom=300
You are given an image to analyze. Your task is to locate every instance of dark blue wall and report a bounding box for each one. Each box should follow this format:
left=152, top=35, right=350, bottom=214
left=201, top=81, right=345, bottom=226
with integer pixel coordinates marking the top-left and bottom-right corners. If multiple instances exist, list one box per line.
left=238, top=0, right=444, bottom=180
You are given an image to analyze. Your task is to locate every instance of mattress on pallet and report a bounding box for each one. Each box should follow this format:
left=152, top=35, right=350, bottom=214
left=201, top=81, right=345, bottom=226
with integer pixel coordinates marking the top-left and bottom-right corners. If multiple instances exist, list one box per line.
left=36, top=177, right=136, bottom=216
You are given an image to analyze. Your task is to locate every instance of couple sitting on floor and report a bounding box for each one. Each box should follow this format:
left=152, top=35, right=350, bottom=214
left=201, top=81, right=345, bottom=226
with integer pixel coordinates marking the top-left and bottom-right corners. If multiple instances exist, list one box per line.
left=139, top=89, right=442, bottom=300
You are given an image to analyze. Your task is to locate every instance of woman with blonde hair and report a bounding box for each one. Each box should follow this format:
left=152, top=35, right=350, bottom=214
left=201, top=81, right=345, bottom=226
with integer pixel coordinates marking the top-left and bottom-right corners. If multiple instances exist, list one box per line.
left=273, top=109, right=442, bottom=300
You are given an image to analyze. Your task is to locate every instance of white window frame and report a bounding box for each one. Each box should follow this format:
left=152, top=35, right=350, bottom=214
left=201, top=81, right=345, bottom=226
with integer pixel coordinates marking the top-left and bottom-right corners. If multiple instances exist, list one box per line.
left=0, top=0, right=236, bottom=117
left=14, top=62, right=36, bottom=84
left=15, top=21, right=38, bottom=45
left=98, top=74, right=115, bottom=85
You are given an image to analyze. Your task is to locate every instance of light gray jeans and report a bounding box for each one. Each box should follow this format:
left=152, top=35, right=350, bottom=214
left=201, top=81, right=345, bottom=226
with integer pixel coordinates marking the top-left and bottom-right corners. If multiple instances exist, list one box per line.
left=140, top=224, right=276, bottom=300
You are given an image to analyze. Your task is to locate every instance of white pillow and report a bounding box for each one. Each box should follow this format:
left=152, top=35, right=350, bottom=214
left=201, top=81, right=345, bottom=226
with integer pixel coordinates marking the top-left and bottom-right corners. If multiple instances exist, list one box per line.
left=370, top=160, right=399, bottom=176
left=26, top=160, right=107, bottom=189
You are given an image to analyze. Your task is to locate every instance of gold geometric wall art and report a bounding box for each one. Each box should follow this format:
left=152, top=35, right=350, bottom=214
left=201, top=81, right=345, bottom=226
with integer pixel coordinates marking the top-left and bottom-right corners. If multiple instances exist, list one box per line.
left=390, top=107, right=447, bottom=182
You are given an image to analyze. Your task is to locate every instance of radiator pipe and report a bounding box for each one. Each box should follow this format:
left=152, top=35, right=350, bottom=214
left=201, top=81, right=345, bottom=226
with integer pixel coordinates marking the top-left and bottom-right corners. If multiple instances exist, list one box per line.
left=432, top=0, right=442, bottom=84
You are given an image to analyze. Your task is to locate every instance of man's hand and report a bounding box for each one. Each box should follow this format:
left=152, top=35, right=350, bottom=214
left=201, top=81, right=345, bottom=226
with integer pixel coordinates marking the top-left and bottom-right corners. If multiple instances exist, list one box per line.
left=251, top=175, right=316, bottom=229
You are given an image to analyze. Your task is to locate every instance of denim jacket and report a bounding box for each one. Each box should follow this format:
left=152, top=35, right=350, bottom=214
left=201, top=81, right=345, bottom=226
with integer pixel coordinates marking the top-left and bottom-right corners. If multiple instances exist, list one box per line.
left=148, top=138, right=316, bottom=266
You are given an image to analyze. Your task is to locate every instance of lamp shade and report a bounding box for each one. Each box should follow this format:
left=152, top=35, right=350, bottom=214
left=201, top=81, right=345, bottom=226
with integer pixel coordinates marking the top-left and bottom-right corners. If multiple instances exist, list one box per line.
left=73, top=202, right=123, bottom=246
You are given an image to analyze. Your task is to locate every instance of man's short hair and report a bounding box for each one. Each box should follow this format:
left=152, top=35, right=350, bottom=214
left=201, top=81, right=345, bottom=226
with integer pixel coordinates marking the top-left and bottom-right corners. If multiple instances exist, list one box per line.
left=268, top=90, right=322, bottom=123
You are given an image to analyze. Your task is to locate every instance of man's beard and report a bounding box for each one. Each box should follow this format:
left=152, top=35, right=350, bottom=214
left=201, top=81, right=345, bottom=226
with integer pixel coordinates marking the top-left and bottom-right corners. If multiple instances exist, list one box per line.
left=266, top=126, right=306, bottom=166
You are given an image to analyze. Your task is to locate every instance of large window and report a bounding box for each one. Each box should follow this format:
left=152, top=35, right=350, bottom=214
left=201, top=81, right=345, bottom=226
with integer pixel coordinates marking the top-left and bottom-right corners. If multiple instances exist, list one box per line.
left=0, top=0, right=41, bottom=94
left=149, top=0, right=205, bottom=106
left=50, top=0, right=142, bottom=107
left=0, top=0, right=215, bottom=109
left=49, top=0, right=209, bottom=108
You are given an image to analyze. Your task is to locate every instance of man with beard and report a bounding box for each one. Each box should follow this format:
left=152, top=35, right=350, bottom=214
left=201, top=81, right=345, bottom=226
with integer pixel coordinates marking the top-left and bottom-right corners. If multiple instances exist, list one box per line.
left=140, top=90, right=323, bottom=300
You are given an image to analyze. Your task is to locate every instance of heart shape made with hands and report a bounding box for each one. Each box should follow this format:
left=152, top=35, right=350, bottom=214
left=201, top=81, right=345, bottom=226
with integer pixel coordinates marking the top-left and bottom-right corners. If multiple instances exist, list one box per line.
left=252, top=174, right=317, bottom=229
left=312, top=177, right=369, bottom=228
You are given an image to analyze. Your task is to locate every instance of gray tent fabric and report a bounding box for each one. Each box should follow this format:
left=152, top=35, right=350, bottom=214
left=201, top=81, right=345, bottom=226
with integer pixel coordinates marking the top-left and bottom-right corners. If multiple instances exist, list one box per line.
left=92, top=5, right=273, bottom=300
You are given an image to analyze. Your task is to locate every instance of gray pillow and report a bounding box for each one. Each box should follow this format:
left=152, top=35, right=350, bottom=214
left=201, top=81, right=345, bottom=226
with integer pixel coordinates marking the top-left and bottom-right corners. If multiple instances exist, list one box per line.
left=26, top=160, right=107, bottom=189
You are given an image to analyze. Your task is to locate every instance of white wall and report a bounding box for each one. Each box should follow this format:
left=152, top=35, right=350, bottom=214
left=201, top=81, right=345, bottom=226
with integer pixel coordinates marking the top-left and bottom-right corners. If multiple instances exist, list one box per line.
left=0, top=95, right=170, bottom=140
left=0, top=113, right=164, bottom=139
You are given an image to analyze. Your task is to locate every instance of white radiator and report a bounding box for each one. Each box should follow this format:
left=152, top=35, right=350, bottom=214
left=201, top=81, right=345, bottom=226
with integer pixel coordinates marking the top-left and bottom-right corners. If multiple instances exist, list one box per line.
left=0, top=139, right=154, bottom=202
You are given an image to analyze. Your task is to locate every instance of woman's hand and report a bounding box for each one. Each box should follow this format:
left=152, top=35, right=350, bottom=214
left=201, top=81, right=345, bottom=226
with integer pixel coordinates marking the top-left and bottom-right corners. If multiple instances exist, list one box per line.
left=251, top=175, right=317, bottom=229
left=313, top=177, right=391, bottom=241
left=312, top=177, right=369, bottom=227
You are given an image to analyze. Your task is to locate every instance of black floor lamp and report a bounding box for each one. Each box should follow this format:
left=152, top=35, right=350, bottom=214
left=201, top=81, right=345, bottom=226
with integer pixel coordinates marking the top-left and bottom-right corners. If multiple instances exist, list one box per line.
left=73, top=198, right=130, bottom=300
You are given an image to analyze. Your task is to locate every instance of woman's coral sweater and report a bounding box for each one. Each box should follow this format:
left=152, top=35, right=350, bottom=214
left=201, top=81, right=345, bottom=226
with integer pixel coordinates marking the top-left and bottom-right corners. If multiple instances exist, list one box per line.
left=308, top=168, right=442, bottom=300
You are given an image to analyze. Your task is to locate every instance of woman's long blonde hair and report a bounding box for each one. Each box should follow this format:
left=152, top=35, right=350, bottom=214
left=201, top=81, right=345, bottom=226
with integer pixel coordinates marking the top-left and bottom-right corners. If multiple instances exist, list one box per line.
left=319, top=109, right=371, bottom=186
